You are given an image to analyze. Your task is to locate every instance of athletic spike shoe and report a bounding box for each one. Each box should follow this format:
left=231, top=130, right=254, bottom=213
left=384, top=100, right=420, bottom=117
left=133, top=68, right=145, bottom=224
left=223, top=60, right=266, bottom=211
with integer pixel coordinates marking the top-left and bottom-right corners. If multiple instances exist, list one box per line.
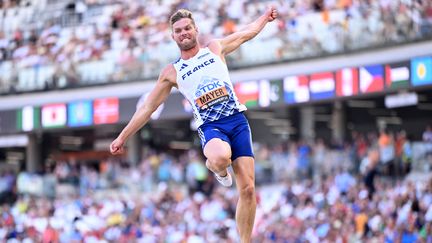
left=214, top=171, right=233, bottom=187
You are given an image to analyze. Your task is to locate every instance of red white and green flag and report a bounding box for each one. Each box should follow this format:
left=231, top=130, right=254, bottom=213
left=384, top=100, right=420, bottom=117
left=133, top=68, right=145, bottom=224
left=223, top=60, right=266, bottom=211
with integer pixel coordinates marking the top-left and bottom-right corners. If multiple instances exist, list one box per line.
left=234, top=81, right=259, bottom=108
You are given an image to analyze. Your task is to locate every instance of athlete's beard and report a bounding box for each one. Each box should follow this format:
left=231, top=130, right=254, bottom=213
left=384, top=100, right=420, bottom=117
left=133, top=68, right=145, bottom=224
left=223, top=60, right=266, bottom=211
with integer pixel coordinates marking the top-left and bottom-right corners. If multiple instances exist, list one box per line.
left=177, top=37, right=197, bottom=51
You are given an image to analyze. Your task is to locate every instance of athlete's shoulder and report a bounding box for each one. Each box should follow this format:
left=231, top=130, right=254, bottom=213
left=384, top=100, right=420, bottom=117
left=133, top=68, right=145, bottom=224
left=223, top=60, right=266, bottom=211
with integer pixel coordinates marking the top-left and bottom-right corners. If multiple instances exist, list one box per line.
left=207, top=39, right=223, bottom=56
left=159, top=64, right=177, bottom=84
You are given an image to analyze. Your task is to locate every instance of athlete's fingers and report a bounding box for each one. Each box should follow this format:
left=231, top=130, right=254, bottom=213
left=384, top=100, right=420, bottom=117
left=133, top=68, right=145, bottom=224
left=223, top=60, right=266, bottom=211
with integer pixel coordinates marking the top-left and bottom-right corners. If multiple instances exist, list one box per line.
left=110, top=142, right=120, bottom=154
left=112, top=148, right=122, bottom=155
left=114, top=145, right=124, bottom=155
left=110, top=145, right=117, bottom=154
left=267, top=6, right=277, bottom=21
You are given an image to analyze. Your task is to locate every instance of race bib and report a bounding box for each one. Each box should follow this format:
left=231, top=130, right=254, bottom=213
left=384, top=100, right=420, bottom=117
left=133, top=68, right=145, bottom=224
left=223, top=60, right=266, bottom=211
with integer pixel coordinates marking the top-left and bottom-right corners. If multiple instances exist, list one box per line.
left=194, top=77, right=230, bottom=110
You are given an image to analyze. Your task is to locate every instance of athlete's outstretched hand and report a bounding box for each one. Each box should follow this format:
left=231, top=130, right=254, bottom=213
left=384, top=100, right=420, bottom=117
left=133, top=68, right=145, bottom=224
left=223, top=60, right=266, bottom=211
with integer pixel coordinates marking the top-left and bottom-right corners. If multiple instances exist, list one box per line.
left=266, top=6, right=278, bottom=22
left=110, top=137, right=125, bottom=155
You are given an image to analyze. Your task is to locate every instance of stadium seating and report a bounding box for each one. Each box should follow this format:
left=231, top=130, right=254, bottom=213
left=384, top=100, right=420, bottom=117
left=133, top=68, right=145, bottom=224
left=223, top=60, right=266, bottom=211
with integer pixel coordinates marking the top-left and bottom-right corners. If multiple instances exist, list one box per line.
left=0, top=0, right=431, bottom=94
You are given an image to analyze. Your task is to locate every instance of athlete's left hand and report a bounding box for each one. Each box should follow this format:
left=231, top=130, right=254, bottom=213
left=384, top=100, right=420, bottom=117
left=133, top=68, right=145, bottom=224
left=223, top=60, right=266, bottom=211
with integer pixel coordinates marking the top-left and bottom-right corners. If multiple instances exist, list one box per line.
left=266, top=6, right=278, bottom=22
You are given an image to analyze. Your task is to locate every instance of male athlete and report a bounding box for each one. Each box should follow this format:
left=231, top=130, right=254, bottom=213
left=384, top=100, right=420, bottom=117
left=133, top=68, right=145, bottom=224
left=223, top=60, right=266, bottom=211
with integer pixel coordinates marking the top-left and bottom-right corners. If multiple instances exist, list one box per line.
left=110, top=7, right=278, bottom=242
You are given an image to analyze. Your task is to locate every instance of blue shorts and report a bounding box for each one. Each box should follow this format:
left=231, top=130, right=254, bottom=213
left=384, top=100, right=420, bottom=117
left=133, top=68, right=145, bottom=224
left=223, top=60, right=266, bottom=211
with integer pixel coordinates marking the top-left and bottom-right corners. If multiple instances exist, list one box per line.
left=197, top=112, right=254, bottom=161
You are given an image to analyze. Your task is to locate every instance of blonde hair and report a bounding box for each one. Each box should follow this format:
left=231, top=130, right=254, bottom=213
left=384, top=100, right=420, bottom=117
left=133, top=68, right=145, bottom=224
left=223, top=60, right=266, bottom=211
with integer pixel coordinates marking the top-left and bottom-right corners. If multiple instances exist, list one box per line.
left=169, top=9, right=196, bottom=27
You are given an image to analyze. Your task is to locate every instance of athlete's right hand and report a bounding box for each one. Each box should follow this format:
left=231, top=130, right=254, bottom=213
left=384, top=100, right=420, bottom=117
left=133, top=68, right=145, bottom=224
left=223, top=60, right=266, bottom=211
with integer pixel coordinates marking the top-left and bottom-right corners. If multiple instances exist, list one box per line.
left=110, top=137, right=125, bottom=155
left=265, top=6, right=278, bottom=22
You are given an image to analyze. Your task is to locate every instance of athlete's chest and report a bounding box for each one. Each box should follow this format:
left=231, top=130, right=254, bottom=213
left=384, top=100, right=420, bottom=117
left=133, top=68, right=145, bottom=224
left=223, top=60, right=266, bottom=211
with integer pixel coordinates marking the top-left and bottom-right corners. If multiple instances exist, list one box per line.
left=178, top=57, right=216, bottom=81
left=177, top=58, right=226, bottom=89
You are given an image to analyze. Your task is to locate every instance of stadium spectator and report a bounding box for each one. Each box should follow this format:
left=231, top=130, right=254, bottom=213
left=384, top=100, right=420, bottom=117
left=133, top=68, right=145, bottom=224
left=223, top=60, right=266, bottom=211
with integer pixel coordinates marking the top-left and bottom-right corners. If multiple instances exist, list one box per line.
left=423, top=125, right=432, bottom=143
left=362, top=148, right=379, bottom=199
left=1, top=144, right=431, bottom=242
left=0, top=0, right=431, bottom=94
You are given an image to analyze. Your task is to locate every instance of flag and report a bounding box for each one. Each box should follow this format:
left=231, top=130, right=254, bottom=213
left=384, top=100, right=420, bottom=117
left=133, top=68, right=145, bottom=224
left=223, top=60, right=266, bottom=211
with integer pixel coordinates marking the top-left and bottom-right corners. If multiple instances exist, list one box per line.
left=385, top=62, right=410, bottom=89
left=284, top=75, right=309, bottom=104
left=309, top=72, right=335, bottom=100
left=269, top=79, right=284, bottom=106
left=336, top=68, right=358, bottom=97
left=411, top=56, right=432, bottom=87
left=42, top=104, right=67, bottom=128
left=94, top=98, right=119, bottom=125
left=258, top=79, right=284, bottom=107
left=234, top=81, right=259, bottom=108
left=68, top=101, right=93, bottom=127
left=258, top=79, right=271, bottom=107
left=359, top=65, right=384, bottom=93
left=17, top=106, right=40, bottom=132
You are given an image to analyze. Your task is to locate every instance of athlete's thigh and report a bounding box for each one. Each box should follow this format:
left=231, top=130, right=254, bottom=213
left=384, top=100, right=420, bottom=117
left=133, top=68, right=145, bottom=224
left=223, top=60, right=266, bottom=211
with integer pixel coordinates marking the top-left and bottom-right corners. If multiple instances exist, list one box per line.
left=203, top=138, right=232, bottom=161
left=232, top=156, right=255, bottom=188
left=229, top=120, right=254, bottom=161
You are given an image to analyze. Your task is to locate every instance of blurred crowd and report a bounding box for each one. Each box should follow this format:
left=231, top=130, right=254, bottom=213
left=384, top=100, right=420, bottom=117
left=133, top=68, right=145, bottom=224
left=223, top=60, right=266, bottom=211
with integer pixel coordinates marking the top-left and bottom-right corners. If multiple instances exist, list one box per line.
left=1, top=165, right=431, bottom=242
left=0, top=0, right=432, bottom=93
left=0, top=126, right=431, bottom=242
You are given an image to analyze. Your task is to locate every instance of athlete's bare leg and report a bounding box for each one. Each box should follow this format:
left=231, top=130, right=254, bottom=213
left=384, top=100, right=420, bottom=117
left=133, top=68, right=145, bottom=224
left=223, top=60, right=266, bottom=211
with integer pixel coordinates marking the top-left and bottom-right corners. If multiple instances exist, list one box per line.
left=232, top=156, right=256, bottom=243
left=203, top=138, right=232, bottom=176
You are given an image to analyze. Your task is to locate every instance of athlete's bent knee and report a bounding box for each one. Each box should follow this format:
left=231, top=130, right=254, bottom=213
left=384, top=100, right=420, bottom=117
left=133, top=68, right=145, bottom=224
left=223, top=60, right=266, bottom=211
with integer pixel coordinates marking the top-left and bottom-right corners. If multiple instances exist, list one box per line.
left=207, top=155, right=231, bottom=170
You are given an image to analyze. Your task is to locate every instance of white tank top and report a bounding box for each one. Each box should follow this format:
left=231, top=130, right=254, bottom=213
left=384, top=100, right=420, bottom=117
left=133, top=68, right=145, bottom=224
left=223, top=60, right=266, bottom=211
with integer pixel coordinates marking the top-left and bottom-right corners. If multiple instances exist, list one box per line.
left=173, top=47, right=246, bottom=127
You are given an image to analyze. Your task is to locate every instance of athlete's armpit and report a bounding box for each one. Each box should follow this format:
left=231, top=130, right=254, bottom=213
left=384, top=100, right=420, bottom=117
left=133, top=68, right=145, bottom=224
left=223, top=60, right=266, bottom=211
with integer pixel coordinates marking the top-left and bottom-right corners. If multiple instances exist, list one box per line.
left=145, top=65, right=176, bottom=112
left=160, top=64, right=178, bottom=87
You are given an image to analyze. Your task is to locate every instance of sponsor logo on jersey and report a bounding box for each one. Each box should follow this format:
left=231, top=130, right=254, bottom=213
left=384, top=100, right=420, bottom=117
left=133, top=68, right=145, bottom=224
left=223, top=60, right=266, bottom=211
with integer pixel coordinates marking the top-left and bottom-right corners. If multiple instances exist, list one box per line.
left=179, top=63, right=188, bottom=72
left=181, top=58, right=215, bottom=80
left=195, top=77, right=229, bottom=110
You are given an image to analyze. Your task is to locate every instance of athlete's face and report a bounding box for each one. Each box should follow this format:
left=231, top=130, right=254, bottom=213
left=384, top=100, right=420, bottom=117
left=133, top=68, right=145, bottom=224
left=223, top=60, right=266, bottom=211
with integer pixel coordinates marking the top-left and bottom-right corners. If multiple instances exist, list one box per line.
left=172, top=18, right=198, bottom=51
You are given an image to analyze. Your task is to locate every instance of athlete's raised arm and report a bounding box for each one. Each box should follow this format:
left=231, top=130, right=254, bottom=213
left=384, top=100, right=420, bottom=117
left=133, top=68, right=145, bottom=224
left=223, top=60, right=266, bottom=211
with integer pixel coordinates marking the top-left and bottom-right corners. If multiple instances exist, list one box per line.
left=110, top=65, right=176, bottom=155
left=210, top=6, right=278, bottom=56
